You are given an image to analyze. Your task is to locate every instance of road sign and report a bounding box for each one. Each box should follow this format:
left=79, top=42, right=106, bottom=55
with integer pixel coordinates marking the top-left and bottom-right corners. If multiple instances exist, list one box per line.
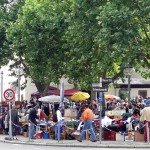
left=92, top=87, right=108, bottom=92
left=98, top=96, right=103, bottom=103
left=4, top=88, right=15, bottom=101
left=102, top=78, right=113, bottom=83
left=92, top=83, right=101, bottom=87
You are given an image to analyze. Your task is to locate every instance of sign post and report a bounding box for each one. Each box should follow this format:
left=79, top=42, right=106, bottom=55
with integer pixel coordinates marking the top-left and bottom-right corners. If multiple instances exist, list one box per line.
left=92, top=77, right=113, bottom=144
left=9, top=102, right=13, bottom=140
left=98, top=95, right=103, bottom=144
left=4, top=89, right=15, bottom=140
left=99, top=77, right=102, bottom=144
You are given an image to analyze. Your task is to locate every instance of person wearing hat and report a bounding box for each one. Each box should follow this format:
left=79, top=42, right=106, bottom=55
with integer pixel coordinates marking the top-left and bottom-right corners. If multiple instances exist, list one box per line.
left=77, top=104, right=97, bottom=142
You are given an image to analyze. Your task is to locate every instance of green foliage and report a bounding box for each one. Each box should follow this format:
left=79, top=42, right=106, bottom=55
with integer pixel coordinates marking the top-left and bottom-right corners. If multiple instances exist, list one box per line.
left=5, top=0, right=150, bottom=95
left=7, top=0, right=68, bottom=95
left=63, top=0, right=150, bottom=89
left=0, top=0, right=25, bottom=67
left=96, top=0, right=150, bottom=76
left=63, top=0, right=105, bottom=89
left=119, top=92, right=128, bottom=100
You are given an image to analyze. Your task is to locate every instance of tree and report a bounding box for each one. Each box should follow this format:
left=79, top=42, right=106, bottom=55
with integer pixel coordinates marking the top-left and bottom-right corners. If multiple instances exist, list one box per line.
left=95, top=0, right=150, bottom=77
left=0, top=0, right=25, bottom=66
left=7, top=0, right=68, bottom=96
left=0, top=0, right=12, bottom=66
left=62, top=0, right=120, bottom=90
left=63, top=0, right=150, bottom=90
left=7, top=0, right=150, bottom=95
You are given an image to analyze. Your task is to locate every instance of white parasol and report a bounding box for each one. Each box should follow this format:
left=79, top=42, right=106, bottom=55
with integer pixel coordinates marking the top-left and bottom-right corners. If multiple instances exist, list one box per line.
left=38, top=95, right=69, bottom=103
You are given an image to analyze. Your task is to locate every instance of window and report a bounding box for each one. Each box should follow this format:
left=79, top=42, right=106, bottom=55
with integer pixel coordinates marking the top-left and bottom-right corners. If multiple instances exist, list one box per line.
left=138, top=90, right=147, bottom=99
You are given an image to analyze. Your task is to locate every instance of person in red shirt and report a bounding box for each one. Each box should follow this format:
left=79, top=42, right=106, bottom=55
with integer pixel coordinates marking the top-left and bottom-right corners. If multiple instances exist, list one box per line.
left=132, top=109, right=140, bottom=118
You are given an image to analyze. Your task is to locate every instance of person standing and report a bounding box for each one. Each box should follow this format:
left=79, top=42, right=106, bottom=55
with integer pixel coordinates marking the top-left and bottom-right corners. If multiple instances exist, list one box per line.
left=28, top=105, right=39, bottom=139
left=43, top=103, right=50, bottom=117
left=55, top=106, right=62, bottom=140
left=7, top=104, right=19, bottom=140
left=140, top=104, right=150, bottom=142
left=77, top=104, right=97, bottom=142
left=4, top=108, right=9, bottom=135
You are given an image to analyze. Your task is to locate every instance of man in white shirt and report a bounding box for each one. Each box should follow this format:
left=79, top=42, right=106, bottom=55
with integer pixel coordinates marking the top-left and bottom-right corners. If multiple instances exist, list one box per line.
left=56, top=107, right=62, bottom=121
left=55, top=107, right=62, bottom=140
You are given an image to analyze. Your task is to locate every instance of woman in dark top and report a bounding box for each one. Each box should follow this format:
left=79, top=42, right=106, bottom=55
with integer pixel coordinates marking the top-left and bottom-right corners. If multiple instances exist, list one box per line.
left=43, top=103, right=50, bottom=117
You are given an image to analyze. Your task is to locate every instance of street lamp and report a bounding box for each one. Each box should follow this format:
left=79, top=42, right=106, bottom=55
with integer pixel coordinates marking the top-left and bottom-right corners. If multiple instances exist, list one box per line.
left=127, top=65, right=131, bottom=105
left=124, top=65, right=134, bottom=105
left=15, top=66, right=21, bottom=101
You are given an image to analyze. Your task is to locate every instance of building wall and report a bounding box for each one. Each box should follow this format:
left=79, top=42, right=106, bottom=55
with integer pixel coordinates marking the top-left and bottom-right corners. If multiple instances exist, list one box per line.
left=22, top=77, right=75, bottom=101
left=23, top=77, right=150, bottom=101
left=114, top=88, right=150, bottom=99
left=1, top=64, right=149, bottom=101
left=21, top=78, right=37, bottom=101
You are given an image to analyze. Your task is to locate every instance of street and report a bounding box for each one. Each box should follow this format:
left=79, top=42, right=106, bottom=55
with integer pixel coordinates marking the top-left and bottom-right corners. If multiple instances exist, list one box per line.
left=0, top=142, right=147, bottom=150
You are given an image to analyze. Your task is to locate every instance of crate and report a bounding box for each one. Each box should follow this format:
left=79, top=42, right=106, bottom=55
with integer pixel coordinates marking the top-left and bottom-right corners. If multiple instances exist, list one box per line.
left=116, top=133, right=124, bottom=141
left=49, top=133, right=54, bottom=139
left=134, top=131, right=144, bottom=141
left=43, top=132, right=49, bottom=139
left=23, top=132, right=28, bottom=137
left=60, top=132, right=67, bottom=140
left=124, top=133, right=134, bottom=142
left=103, top=131, right=116, bottom=141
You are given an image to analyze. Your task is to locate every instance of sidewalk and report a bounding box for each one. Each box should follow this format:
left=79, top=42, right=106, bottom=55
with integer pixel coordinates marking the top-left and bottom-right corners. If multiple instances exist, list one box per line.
left=0, top=134, right=150, bottom=148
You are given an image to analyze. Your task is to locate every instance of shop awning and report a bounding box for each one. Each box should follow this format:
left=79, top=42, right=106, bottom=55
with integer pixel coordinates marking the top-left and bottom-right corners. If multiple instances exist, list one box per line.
left=64, top=89, right=81, bottom=96
left=31, top=88, right=80, bottom=97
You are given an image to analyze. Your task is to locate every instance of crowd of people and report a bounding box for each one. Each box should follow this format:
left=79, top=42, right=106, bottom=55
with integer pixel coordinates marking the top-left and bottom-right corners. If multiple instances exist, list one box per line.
left=0, top=95, right=150, bottom=142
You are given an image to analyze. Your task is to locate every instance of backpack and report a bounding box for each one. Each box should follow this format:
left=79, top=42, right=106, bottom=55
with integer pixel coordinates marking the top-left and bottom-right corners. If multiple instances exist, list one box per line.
left=53, top=112, right=58, bottom=122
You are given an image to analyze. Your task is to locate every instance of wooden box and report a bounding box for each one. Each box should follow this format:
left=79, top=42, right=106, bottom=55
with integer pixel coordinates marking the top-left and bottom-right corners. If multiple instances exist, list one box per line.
left=134, top=131, right=144, bottom=141
left=23, top=132, right=28, bottom=137
left=49, top=133, right=54, bottom=139
left=64, top=109, right=77, bottom=118
left=116, top=133, right=124, bottom=141
left=124, top=134, right=134, bottom=141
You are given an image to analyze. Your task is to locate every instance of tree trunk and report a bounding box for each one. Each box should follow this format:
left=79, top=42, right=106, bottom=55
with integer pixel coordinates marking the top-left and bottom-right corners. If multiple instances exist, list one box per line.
left=35, top=82, right=50, bottom=97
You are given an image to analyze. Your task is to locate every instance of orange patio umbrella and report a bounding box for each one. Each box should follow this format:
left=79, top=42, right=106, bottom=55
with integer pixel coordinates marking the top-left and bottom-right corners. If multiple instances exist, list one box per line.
left=105, top=95, right=120, bottom=101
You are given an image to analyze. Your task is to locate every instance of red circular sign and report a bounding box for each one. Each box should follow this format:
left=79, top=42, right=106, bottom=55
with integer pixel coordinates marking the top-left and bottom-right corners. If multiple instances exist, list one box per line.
left=4, top=88, right=15, bottom=101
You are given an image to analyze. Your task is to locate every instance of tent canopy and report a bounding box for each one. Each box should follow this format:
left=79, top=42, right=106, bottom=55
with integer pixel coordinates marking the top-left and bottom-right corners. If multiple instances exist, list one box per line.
left=31, top=88, right=81, bottom=97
